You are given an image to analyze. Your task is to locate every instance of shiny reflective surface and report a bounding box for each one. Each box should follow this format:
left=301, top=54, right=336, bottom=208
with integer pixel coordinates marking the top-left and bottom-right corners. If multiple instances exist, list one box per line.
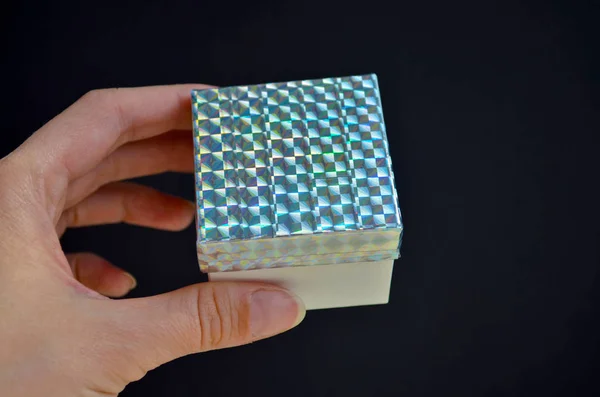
left=192, top=74, right=402, bottom=272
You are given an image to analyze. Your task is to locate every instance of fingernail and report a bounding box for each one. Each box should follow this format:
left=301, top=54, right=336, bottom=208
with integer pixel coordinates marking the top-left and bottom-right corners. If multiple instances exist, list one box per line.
left=124, top=272, right=137, bottom=291
left=250, top=289, right=306, bottom=338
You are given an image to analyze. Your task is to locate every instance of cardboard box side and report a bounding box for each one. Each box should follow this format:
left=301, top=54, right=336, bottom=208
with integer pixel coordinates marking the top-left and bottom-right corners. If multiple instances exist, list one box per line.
left=208, top=260, right=394, bottom=310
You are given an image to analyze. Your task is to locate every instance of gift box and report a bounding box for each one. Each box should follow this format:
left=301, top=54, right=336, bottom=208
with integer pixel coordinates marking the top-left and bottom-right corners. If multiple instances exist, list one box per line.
left=192, top=74, right=403, bottom=309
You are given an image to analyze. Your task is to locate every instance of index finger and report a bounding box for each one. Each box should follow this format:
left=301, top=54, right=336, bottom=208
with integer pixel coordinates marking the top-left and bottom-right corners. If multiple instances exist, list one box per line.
left=21, top=84, right=212, bottom=181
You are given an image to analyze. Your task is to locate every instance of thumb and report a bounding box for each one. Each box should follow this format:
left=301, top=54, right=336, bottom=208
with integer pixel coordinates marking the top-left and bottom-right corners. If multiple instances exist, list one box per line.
left=114, top=281, right=305, bottom=373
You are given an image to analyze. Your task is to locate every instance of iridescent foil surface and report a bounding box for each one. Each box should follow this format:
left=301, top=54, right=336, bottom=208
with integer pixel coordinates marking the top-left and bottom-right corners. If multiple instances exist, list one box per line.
left=192, top=74, right=403, bottom=272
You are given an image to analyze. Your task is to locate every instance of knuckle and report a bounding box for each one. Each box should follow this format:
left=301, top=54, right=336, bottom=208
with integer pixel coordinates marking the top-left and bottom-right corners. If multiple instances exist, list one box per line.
left=80, top=88, right=117, bottom=103
left=197, top=285, right=226, bottom=350
left=79, top=88, right=111, bottom=106
left=194, top=285, right=246, bottom=351
left=78, top=89, right=131, bottom=139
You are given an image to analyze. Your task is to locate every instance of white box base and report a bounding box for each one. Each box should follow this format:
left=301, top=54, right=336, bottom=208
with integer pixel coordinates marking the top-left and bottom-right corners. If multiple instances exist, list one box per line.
left=208, top=260, right=394, bottom=310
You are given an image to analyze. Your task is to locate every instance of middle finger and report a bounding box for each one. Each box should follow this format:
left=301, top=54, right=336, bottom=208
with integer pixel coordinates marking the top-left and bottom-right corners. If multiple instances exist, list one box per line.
left=64, top=130, right=194, bottom=209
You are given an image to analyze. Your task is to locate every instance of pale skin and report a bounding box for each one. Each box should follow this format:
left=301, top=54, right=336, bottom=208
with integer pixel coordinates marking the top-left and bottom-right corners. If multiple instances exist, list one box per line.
left=0, top=85, right=306, bottom=397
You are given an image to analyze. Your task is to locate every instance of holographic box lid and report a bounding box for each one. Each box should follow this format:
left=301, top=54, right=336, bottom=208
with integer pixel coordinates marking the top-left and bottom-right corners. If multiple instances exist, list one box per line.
left=192, top=74, right=403, bottom=273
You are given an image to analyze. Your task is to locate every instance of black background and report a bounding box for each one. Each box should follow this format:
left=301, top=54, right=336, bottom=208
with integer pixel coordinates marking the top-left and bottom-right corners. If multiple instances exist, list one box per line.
left=2, top=1, right=599, bottom=396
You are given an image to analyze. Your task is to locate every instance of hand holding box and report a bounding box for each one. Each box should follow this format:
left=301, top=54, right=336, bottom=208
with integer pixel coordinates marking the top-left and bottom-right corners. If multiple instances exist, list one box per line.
left=192, top=74, right=403, bottom=309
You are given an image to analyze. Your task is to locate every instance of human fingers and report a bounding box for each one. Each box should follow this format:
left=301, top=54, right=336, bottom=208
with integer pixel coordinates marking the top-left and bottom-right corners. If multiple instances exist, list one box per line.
left=14, top=84, right=210, bottom=219
left=109, top=282, right=305, bottom=376
left=64, top=130, right=194, bottom=209
left=66, top=252, right=136, bottom=298
left=57, top=181, right=195, bottom=236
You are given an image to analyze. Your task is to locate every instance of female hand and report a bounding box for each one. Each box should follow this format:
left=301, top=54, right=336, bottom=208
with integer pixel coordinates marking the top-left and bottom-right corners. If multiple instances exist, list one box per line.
left=0, top=85, right=305, bottom=397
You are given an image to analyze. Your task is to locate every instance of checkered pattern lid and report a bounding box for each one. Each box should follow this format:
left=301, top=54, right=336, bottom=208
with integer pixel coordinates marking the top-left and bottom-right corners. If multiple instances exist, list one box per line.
left=192, top=74, right=402, bottom=271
